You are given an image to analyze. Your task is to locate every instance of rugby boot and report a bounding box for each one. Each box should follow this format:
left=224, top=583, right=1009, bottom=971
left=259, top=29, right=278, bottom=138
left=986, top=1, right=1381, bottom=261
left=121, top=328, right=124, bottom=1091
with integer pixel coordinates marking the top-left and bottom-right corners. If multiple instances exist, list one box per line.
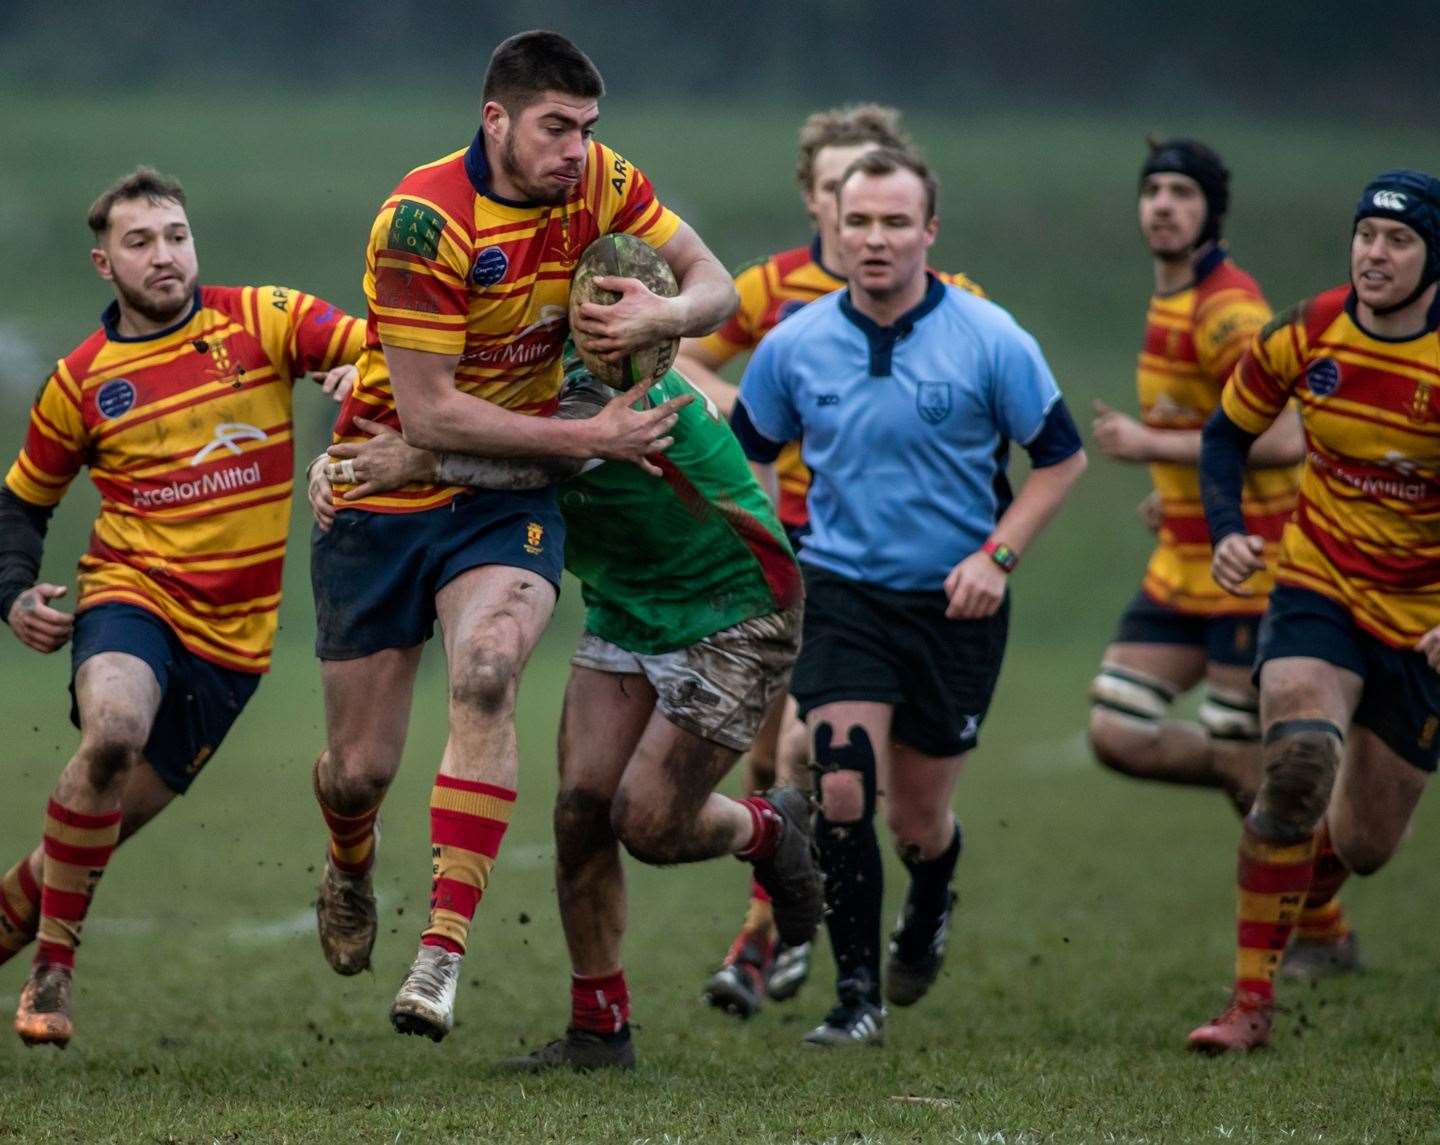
left=751, top=787, right=824, bottom=948
left=1278, top=931, right=1362, bottom=982
left=802, top=975, right=885, bottom=1048
left=1187, top=990, right=1273, bottom=1053
left=884, top=889, right=957, bottom=1007
left=14, top=962, right=73, bottom=1048
left=495, top=1027, right=636, bottom=1072
left=391, top=944, right=463, bottom=1042
left=765, top=940, right=812, bottom=1002
left=702, top=930, right=773, bottom=1018
left=315, top=857, right=378, bottom=976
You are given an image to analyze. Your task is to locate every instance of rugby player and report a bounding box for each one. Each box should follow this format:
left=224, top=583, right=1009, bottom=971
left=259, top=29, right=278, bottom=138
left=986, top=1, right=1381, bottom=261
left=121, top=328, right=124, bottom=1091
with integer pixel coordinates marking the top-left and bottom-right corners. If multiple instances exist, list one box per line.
left=674, top=105, right=987, bottom=1016
left=733, top=149, right=1086, bottom=1045
left=1189, top=169, right=1440, bottom=1052
left=308, top=31, right=738, bottom=1042
left=1087, top=144, right=1354, bottom=975
left=309, top=349, right=821, bottom=1069
left=0, top=167, right=362, bottom=1047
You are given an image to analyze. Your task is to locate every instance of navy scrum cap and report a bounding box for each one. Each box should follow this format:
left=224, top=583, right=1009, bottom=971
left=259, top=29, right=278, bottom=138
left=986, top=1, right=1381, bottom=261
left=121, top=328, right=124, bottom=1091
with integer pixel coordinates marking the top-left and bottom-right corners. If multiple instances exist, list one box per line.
left=1140, top=138, right=1230, bottom=245
left=1354, top=169, right=1440, bottom=299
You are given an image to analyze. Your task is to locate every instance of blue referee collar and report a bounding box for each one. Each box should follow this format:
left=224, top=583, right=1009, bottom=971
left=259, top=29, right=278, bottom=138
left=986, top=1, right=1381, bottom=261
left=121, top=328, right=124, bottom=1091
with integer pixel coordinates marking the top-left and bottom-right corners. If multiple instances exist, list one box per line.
left=101, top=290, right=201, bottom=343
left=464, top=130, right=555, bottom=209
left=840, top=272, right=947, bottom=376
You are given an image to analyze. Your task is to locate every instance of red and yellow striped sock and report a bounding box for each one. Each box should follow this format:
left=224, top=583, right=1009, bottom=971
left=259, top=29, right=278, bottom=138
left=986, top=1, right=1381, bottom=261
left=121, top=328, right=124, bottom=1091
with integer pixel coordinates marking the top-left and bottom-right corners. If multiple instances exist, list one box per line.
left=421, top=775, right=514, bottom=956
left=742, top=878, right=775, bottom=938
left=1297, top=821, right=1352, bottom=942
left=0, top=851, right=41, bottom=966
left=1236, top=825, right=1315, bottom=1003
left=36, top=799, right=122, bottom=971
left=314, top=762, right=383, bottom=875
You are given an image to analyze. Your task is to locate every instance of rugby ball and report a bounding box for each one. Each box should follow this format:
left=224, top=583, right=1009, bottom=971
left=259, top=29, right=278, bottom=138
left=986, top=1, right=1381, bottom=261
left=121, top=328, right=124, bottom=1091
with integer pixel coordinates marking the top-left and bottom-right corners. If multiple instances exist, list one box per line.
left=569, top=233, right=678, bottom=390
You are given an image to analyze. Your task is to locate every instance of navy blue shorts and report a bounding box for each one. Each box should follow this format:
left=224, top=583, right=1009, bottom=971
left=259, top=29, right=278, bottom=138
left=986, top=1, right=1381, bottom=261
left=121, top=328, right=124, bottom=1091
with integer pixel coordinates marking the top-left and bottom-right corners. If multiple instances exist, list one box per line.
left=1257, top=585, right=1440, bottom=772
left=1113, top=590, right=1260, bottom=668
left=70, top=604, right=261, bottom=794
left=311, top=489, right=566, bottom=661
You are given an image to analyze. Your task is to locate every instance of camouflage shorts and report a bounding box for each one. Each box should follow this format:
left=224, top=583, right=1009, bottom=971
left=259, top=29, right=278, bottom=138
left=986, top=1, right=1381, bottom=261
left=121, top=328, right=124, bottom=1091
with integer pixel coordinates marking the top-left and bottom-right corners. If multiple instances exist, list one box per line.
left=570, top=606, right=802, bottom=751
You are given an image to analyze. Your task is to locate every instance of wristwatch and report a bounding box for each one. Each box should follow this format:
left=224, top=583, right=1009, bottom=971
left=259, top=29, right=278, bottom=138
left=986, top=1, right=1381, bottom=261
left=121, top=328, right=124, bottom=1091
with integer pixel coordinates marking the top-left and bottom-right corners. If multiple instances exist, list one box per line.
left=982, top=538, right=1018, bottom=573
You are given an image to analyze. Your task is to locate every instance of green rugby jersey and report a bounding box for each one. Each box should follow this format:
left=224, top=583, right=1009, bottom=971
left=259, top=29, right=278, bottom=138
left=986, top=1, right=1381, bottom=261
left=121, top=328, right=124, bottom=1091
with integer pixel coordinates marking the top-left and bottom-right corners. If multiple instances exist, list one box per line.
left=560, top=368, right=801, bottom=654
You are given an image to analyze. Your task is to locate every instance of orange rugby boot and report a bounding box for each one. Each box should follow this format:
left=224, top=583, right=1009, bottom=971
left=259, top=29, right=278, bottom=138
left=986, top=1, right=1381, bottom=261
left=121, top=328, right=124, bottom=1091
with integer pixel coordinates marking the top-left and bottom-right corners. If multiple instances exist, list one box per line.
left=14, top=962, right=74, bottom=1048
left=1186, top=991, right=1272, bottom=1053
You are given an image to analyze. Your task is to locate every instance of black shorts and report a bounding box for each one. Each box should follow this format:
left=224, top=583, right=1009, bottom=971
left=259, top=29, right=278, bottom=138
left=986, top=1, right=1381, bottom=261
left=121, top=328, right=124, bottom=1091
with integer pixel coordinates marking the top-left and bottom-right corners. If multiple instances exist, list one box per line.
left=1113, top=590, right=1259, bottom=668
left=70, top=604, right=260, bottom=795
left=1257, top=584, right=1440, bottom=772
left=789, top=564, right=1009, bottom=757
left=312, top=489, right=566, bottom=661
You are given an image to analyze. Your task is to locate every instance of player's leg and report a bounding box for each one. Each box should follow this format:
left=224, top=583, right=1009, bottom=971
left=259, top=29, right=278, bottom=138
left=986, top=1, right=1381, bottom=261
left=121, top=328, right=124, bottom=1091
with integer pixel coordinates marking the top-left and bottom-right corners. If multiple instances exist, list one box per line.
left=1, top=760, right=176, bottom=968
left=1188, top=652, right=1360, bottom=1053
left=313, top=648, right=423, bottom=975
left=391, top=563, right=557, bottom=1040
left=14, top=651, right=160, bottom=1047
left=1088, top=637, right=1210, bottom=784
left=1200, top=660, right=1264, bottom=815
left=761, top=696, right=818, bottom=1001
left=499, top=660, right=654, bottom=1072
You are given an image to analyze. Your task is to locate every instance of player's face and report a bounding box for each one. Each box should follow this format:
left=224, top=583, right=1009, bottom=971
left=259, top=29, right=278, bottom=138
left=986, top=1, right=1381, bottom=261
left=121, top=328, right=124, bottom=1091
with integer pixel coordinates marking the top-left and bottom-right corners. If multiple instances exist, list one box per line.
left=491, top=93, right=599, bottom=205
left=1352, top=217, right=1427, bottom=312
left=837, top=170, right=938, bottom=299
left=91, top=197, right=199, bottom=325
left=1139, top=173, right=1207, bottom=259
left=804, top=143, right=881, bottom=256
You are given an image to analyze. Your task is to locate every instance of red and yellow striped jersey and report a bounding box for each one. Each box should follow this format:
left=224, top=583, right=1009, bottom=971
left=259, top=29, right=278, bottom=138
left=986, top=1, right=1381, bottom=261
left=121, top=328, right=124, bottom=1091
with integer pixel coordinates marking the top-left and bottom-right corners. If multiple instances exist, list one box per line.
left=697, top=238, right=984, bottom=527
left=4, top=286, right=362, bottom=672
left=1137, top=251, right=1298, bottom=615
left=334, top=134, right=681, bottom=513
left=1221, top=286, right=1440, bottom=648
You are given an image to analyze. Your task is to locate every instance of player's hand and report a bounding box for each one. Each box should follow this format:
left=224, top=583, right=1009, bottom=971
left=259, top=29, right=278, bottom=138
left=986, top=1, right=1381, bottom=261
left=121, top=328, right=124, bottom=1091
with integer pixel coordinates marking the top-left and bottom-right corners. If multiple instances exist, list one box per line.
left=8, top=583, right=73, bottom=653
left=1212, top=533, right=1266, bottom=596
left=326, top=417, right=437, bottom=501
left=572, top=276, right=678, bottom=361
left=315, top=364, right=357, bottom=403
left=943, top=551, right=1007, bottom=620
left=581, top=376, right=691, bottom=477
left=1417, top=626, right=1440, bottom=674
left=307, top=454, right=335, bottom=532
left=1092, top=400, right=1154, bottom=463
left=1137, top=489, right=1163, bottom=534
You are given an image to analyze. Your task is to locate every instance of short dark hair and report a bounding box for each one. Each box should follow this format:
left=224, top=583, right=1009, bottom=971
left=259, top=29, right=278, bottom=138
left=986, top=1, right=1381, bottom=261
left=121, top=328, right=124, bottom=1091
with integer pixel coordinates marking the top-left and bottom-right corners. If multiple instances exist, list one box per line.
left=87, top=166, right=187, bottom=238
left=795, top=104, right=911, bottom=192
left=482, top=30, right=605, bottom=112
left=836, top=148, right=939, bottom=222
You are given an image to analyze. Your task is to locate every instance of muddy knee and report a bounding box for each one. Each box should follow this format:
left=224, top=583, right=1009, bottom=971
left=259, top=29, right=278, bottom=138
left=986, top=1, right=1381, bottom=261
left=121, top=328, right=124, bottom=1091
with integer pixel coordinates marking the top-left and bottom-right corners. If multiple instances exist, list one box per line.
left=77, top=711, right=150, bottom=790
left=554, top=788, right=617, bottom=875
left=609, top=787, right=684, bottom=866
left=1247, top=719, right=1344, bottom=842
left=449, top=647, right=520, bottom=716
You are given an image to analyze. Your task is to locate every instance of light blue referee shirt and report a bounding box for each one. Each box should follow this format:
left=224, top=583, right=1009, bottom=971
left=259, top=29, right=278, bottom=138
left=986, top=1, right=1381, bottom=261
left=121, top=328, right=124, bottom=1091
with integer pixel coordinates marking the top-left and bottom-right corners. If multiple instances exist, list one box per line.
left=735, top=275, right=1076, bottom=592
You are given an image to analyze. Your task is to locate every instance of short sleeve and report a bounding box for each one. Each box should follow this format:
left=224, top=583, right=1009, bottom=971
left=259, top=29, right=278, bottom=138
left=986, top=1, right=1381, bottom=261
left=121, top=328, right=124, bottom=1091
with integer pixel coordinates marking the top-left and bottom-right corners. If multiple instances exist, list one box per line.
left=736, top=332, right=801, bottom=445
left=5, top=366, right=89, bottom=507
left=989, top=322, right=1063, bottom=446
left=698, top=262, right=769, bottom=361
left=1194, top=289, right=1271, bottom=383
left=366, top=197, right=472, bottom=355
left=595, top=145, right=682, bottom=250
left=1220, top=305, right=1304, bottom=435
left=254, top=287, right=364, bottom=380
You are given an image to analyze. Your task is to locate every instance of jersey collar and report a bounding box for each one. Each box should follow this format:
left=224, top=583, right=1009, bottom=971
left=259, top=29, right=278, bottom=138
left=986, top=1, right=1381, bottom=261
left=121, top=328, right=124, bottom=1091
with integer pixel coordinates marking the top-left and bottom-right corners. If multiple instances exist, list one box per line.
left=464, top=130, right=557, bottom=209
left=1193, top=244, right=1227, bottom=284
left=1343, top=285, right=1440, bottom=343
left=840, top=273, right=947, bottom=376
left=809, top=234, right=846, bottom=283
left=101, top=290, right=201, bottom=343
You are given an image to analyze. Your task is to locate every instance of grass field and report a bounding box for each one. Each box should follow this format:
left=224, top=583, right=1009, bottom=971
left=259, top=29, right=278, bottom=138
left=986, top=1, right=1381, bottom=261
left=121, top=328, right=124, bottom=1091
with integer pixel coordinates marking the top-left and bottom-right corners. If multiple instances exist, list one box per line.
left=1, top=90, right=1439, bottom=1142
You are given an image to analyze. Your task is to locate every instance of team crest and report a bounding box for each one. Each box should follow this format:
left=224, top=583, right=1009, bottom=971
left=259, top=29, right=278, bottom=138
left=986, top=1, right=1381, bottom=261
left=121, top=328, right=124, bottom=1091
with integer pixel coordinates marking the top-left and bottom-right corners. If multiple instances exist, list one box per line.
left=916, top=381, right=953, bottom=425
left=472, top=246, right=510, bottom=287
left=1306, top=358, right=1341, bottom=397
left=1411, top=380, right=1434, bottom=422
left=524, top=521, right=545, bottom=554
left=96, top=378, right=137, bottom=419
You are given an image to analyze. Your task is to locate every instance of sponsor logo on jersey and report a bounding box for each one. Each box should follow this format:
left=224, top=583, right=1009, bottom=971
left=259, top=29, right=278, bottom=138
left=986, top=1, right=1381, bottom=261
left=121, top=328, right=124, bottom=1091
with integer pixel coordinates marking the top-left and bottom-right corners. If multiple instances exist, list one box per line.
left=133, top=461, right=264, bottom=509
left=387, top=200, right=445, bottom=260
left=460, top=305, right=567, bottom=368
left=1306, top=358, right=1341, bottom=397
left=916, top=381, right=953, bottom=425
left=471, top=245, right=510, bottom=287
left=1372, top=190, right=1408, bottom=211
left=191, top=422, right=269, bottom=466
left=96, top=378, right=136, bottom=419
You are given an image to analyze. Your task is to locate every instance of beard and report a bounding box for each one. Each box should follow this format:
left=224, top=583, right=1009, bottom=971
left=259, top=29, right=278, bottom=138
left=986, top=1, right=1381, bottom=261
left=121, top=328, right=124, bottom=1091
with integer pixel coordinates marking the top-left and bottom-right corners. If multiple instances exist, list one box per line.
left=500, top=130, right=570, bottom=206
left=114, top=272, right=195, bottom=326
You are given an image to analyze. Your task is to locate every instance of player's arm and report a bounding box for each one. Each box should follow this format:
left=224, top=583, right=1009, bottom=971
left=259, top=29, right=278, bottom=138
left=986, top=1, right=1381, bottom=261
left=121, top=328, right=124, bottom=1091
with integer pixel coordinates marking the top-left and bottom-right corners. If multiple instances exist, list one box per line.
left=945, top=399, right=1087, bottom=620
left=572, top=222, right=738, bottom=359
left=730, top=332, right=799, bottom=503
left=1091, top=399, right=1303, bottom=467
left=254, top=286, right=364, bottom=403
left=1200, top=311, right=1303, bottom=595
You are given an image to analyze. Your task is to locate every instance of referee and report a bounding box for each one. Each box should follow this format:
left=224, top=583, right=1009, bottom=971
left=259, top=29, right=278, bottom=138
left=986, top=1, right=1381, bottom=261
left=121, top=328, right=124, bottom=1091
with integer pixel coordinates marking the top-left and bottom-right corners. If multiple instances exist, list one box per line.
left=732, top=148, right=1086, bottom=1045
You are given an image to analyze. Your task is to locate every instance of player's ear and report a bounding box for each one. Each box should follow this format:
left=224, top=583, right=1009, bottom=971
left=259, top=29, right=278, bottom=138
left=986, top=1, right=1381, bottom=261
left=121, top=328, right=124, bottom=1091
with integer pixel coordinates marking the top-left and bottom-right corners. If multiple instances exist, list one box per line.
left=481, top=100, right=509, bottom=141
left=90, top=246, right=113, bottom=282
left=923, top=214, right=939, bottom=247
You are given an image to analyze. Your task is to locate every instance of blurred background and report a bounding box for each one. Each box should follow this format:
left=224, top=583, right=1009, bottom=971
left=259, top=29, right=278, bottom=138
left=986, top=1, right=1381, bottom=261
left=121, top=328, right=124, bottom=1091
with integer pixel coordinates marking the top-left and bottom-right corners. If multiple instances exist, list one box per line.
left=0, top=8, right=1438, bottom=1124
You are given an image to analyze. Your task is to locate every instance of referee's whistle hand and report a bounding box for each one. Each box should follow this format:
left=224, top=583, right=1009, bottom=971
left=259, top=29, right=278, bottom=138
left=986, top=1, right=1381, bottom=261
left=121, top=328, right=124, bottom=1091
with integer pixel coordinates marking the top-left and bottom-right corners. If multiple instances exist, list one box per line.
left=944, top=552, right=1006, bottom=620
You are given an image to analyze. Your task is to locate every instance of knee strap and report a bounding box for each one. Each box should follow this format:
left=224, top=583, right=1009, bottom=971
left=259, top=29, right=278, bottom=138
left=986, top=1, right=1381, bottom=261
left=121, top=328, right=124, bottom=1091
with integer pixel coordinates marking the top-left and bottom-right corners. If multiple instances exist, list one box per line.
left=1089, top=664, right=1176, bottom=726
left=814, top=722, right=878, bottom=819
left=1199, top=687, right=1261, bottom=742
